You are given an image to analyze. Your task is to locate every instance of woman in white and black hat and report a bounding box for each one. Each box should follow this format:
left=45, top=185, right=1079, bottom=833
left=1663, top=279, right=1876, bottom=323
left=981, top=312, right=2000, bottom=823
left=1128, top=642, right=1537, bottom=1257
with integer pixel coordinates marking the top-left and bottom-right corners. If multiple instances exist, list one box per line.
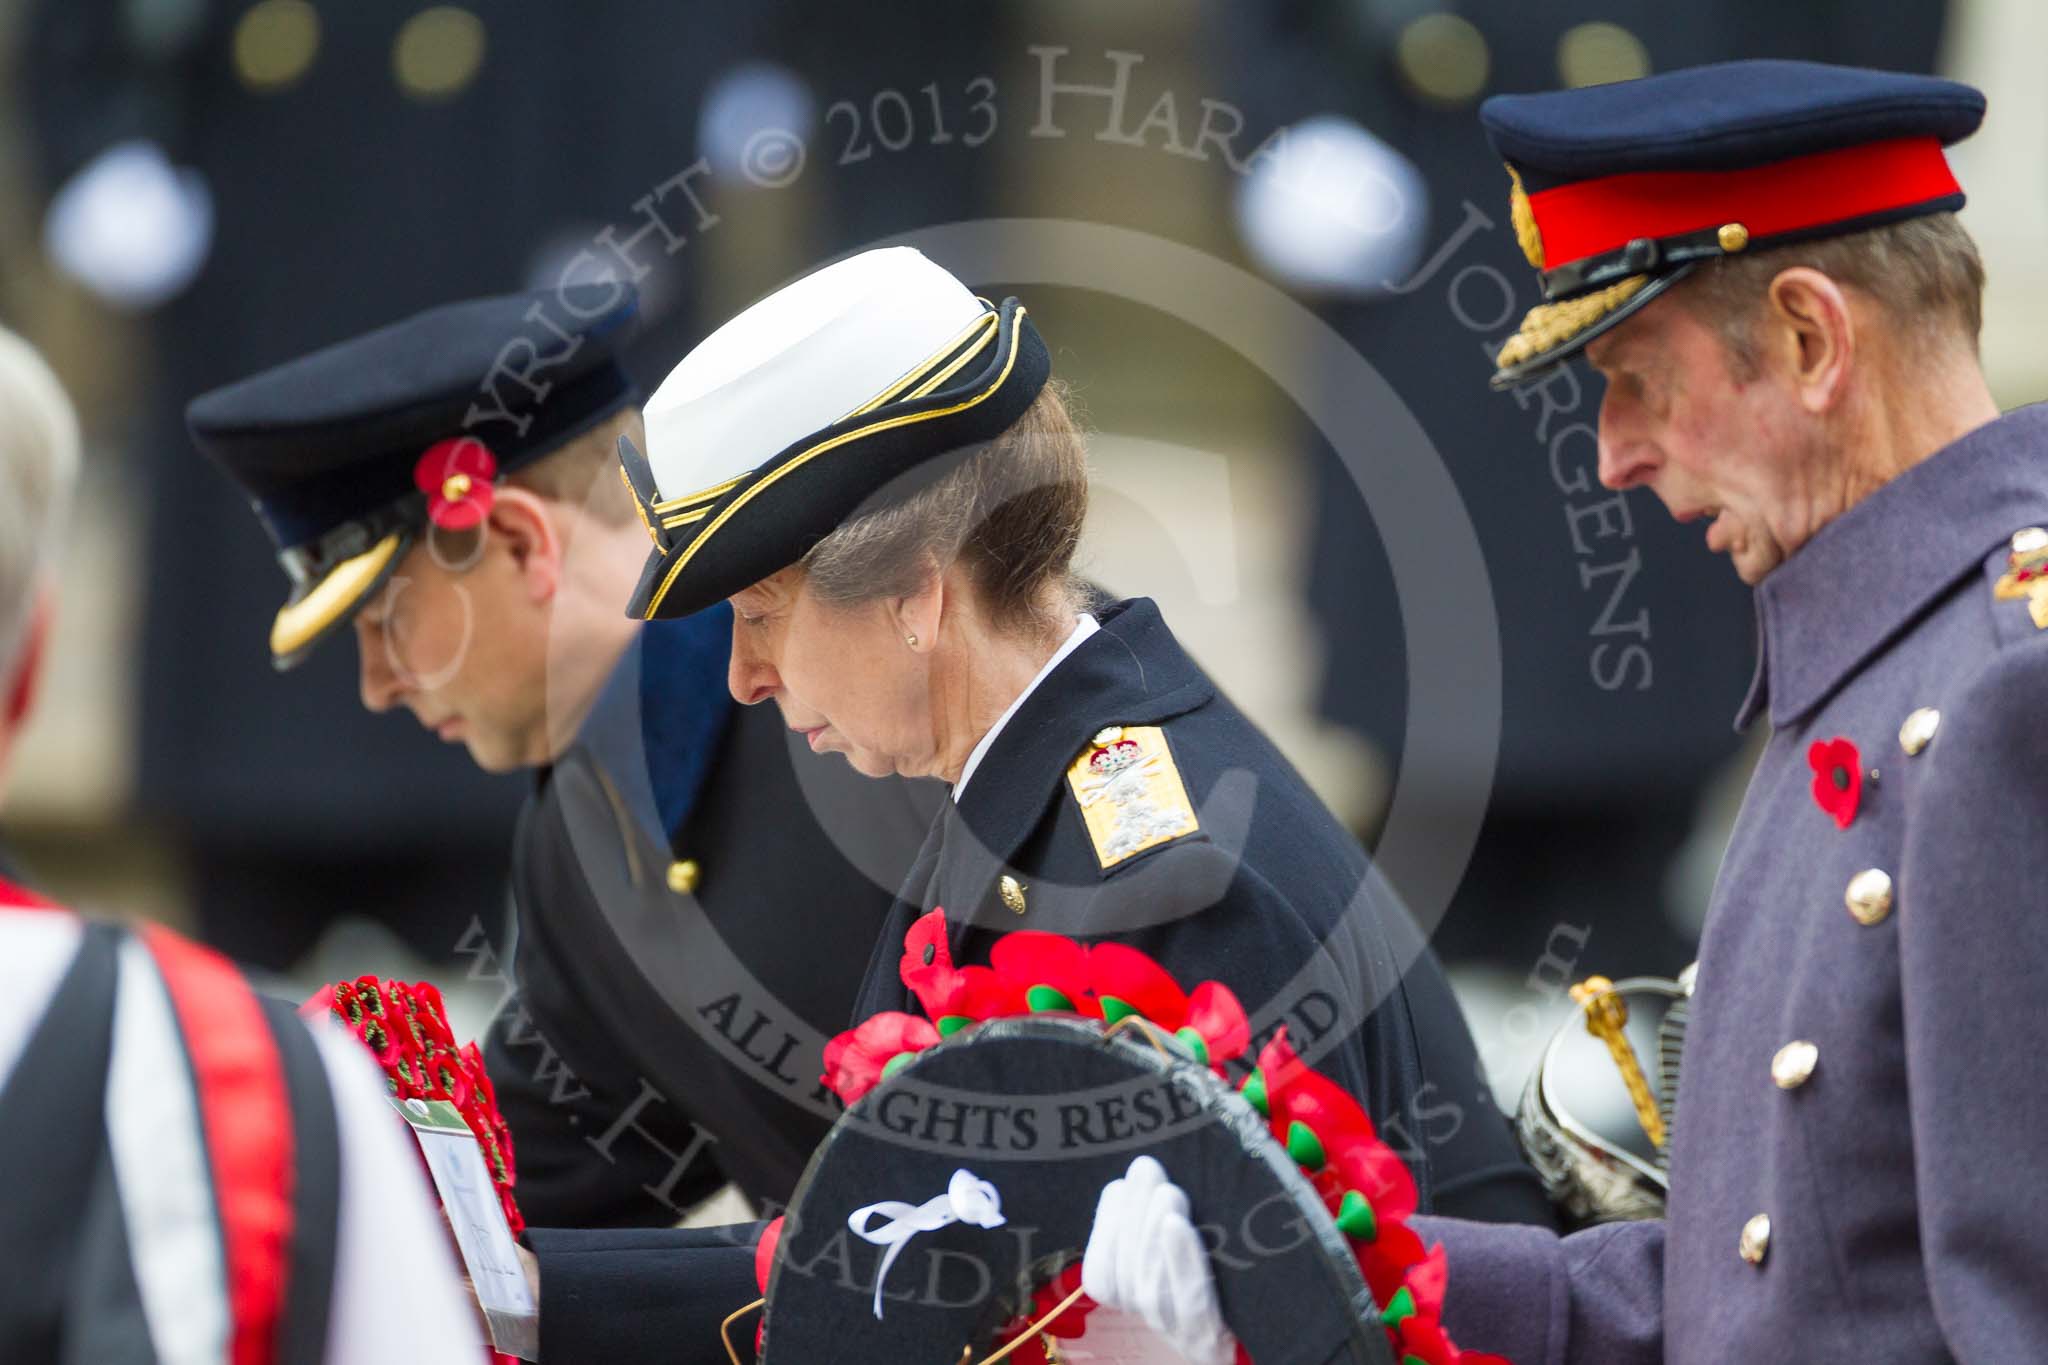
left=530, top=248, right=1548, bottom=1362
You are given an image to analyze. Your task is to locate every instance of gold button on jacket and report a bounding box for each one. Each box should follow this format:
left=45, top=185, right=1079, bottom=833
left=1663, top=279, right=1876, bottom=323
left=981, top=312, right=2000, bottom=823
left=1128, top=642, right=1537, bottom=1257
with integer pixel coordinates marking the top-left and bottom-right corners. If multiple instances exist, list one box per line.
left=1845, top=868, right=1893, bottom=926
left=1898, top=707, right=1941, bottom=756
left=1739, top=1213, right=1772, bottom=1266
left=1771, top=1040, right=1818, bottom=1090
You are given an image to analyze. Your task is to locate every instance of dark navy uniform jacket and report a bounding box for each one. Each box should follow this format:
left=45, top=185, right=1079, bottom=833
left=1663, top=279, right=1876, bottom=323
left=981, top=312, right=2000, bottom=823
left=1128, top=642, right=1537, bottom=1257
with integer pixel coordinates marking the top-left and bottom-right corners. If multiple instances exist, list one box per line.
left=1415, top=404, right=2048, bottom=1362
left=529, top=597, right=1550, bottom=1361
left=487, top=604, right=939, bottom=1227
left=856, top=597, right=1545, bottom=1219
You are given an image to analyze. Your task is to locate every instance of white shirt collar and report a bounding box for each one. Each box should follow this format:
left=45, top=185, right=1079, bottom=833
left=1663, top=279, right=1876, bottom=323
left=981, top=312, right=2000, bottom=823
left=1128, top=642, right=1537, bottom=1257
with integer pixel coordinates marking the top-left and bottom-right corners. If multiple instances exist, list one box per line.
left=951, top=613, right=1099, bottom=802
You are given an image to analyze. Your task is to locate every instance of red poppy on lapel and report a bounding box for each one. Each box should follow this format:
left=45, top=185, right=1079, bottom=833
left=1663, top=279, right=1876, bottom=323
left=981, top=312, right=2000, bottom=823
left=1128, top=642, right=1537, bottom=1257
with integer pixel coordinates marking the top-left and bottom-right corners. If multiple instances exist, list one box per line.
left=1807, top=737, right=1863, bottom=828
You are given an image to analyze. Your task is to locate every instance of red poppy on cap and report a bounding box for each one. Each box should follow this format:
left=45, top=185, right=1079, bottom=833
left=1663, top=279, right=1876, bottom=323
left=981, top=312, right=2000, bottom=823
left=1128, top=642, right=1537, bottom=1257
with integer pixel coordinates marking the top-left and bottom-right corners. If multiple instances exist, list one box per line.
left=414, top=437, right=497, bottom=531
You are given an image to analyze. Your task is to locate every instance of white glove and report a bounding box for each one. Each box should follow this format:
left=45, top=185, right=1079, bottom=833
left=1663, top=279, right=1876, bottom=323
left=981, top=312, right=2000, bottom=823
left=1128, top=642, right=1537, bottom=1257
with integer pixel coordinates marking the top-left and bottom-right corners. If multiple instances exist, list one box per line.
left=44, top=139, right=215, bottom=311
left=1080, top=1156, right=1239, bottom=1365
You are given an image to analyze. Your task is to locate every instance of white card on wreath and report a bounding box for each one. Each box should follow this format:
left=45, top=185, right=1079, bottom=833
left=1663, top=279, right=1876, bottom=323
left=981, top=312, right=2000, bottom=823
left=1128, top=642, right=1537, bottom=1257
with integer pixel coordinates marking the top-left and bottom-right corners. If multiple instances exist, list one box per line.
left=392, top=1096, right=540, bottom=1360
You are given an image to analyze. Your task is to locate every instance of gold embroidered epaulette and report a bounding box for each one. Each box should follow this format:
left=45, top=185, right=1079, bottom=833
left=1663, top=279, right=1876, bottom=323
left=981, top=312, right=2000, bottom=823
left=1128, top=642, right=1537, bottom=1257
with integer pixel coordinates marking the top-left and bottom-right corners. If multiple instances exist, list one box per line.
left=1993, top=526, right=2048, bottom=630
left=1064, top=725, right=1199, bottom=870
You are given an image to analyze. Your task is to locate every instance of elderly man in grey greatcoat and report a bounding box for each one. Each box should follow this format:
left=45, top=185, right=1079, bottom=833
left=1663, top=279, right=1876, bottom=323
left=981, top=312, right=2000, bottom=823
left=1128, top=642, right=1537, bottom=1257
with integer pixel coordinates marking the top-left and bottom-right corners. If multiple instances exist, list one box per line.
left=1405, top=58, right=2048, bottom=1363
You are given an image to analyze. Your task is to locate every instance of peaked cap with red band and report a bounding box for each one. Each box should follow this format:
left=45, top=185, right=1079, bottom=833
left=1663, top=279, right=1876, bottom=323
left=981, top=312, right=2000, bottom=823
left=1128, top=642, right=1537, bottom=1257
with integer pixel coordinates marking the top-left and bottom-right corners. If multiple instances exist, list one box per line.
left=1482, top=60, right=1986, bottom=389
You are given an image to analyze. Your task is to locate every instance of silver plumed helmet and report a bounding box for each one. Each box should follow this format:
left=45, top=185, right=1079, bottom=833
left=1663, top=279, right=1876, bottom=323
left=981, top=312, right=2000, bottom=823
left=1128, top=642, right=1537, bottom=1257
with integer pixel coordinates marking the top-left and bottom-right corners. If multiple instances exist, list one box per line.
left=1515, top=966, right=1695, bottom=1227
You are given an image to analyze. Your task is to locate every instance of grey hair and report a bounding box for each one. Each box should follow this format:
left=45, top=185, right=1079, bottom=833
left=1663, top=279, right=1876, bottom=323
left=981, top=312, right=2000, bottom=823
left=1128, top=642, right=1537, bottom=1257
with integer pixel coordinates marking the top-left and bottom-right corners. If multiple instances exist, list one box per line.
left=0, top=327, right=79, bottom=680
left=800, top=380, right=1090, bottom=641
left=1683, top=213, right=1986, bottom=378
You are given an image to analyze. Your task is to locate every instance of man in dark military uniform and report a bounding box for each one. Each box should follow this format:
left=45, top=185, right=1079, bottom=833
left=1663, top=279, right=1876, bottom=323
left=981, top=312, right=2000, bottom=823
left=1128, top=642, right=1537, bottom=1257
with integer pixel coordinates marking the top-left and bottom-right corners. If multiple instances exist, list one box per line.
left=1390, top=61, right=2048, bottom=1362
left=186, top=283, right=938, bottom=1229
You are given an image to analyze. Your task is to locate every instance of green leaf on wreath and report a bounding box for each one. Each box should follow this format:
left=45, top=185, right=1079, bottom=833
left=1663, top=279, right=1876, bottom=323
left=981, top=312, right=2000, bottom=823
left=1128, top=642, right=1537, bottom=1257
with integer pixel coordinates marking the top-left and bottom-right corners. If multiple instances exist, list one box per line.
left=1337, top=1189, right=1379, bottom=1243
left=1287, top=1120, right=1327, bottom=1171
left=1027, top=984, right=1076, bottom=1013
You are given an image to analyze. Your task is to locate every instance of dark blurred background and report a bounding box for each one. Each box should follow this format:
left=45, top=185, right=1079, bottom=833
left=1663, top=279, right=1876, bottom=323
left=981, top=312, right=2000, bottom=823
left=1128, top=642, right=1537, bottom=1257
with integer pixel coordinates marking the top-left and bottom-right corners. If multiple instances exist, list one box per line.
left=1, top=0, right=2037, bottom=1099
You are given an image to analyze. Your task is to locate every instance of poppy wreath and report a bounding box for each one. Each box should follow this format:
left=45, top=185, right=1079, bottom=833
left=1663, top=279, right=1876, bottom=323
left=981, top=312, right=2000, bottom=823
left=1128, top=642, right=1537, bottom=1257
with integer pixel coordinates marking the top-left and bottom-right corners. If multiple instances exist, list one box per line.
left=754, top=910, right=1510, bottom=1365
left=304, top=975, right=524, bottom=1239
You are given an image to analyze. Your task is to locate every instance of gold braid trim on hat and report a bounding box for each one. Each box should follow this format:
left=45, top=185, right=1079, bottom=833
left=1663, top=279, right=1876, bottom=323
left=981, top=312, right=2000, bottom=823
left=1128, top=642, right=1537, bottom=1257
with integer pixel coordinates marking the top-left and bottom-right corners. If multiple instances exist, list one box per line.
left=1494, top=275, right=1648, bottom=374
left=1507, top=166, right=1545, bottom=269
left=621, top=464, right=664, bottom=549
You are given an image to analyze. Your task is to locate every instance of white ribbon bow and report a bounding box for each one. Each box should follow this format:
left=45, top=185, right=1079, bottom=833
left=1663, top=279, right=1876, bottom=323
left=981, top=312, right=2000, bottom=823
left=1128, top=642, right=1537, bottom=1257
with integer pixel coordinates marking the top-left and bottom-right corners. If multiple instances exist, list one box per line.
left=848, top=1168, right=1008, bottom=1319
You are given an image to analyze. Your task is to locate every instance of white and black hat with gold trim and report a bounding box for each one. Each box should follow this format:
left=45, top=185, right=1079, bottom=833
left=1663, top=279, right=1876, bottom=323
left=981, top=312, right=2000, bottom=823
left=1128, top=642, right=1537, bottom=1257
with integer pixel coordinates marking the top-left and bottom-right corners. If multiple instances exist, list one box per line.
left=618, top=247, right=1051, bottom=621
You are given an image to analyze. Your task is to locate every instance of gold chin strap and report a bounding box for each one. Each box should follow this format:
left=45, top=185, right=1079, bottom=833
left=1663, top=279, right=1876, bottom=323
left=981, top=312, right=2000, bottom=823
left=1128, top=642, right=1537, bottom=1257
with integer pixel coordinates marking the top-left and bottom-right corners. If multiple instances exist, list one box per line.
left=268, top=531, right=403, bottom=661
left=621, top=463, right=665, bottom=549
left=1571, top=975, right=1667, bottom=1150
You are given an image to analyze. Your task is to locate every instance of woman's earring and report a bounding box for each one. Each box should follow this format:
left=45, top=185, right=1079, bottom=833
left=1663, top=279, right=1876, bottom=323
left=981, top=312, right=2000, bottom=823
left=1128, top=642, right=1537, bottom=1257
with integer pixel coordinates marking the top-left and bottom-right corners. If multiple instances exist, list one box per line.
left=905, top=633, right=919, bottom=648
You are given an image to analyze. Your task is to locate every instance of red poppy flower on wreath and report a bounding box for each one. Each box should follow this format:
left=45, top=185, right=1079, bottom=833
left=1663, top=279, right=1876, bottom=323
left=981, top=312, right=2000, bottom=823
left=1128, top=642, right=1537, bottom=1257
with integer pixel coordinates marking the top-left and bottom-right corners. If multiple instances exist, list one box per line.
left=983, top=922, right=1251, bottom=1071
left=415, top=436, right=497, bottom=531
left=462, top=1041, right=499, bottom=1107
left=900, top=909, right=1027, bottom=1026
left=989, top=930, right=1097, bottom=1016
left=305, top=974, right=526, bottom=1242
left=407, top=980, right=458, bottom=1045
left=1252, top=1031, right=1423, bottom=1303
left=1807, top=736, right=1862, bottom=829
left=889, top=910, right=1256, bottom=1071
left=821, top=1010, right=941, bottom=1104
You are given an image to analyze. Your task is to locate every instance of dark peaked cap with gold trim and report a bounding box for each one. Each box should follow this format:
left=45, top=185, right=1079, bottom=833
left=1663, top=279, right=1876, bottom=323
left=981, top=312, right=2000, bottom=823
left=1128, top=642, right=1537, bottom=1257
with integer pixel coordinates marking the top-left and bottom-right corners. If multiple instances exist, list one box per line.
left=1483, top=60, right=1985, bottom=390
left=188, top=284, right=640, bottom=669
left=620, top=247, right=1050, bottom=621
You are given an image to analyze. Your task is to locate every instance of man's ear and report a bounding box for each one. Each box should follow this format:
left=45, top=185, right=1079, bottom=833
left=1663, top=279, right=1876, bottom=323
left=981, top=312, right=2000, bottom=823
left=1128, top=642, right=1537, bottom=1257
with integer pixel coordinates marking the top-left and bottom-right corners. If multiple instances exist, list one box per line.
left=484, top=486, right=564, bottom=602
left=891, top=556, right=946, bottom=654
left=1, top=583, right=53, bottom=762
left=1764, top=267, right=1856, bottom=413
